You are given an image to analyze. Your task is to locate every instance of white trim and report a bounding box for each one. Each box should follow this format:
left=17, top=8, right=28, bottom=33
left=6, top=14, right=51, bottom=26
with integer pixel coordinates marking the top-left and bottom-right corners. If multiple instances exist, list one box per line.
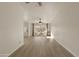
left=0, top=42, right=24, bottom=57
left=0, top=54, right=9, bottom=57
left=55, top=39, right=77, bottom=57
left=8, top=42, right=24, bottom=57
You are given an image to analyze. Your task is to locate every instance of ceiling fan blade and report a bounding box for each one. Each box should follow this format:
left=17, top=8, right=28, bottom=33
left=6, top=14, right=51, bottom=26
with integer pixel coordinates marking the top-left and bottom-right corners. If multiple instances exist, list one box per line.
left=25, top=2, right=30, bottom=4
left=38, top=2, right=42, bottom=6
left=25, top=2, right=42, bottom=6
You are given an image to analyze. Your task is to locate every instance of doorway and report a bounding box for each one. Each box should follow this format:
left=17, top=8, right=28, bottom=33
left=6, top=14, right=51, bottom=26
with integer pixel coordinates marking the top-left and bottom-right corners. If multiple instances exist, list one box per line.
left=32, top=23, right=51, bottom=37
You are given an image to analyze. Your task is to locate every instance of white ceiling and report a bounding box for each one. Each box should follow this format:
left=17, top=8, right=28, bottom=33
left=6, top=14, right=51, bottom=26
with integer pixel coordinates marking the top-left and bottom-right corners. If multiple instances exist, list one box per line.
left=22, top=2, right=60, bottom=23
left=21, top=2, right=79, bottom=24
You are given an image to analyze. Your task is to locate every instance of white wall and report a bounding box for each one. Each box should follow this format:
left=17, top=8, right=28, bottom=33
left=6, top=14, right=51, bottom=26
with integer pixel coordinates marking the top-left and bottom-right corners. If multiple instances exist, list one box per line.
left=0, top=2, right=24, bottom=56
left=23, top=2, right=58, bottom=36
left=23, top=2, right=79, bottom=56
left=51, top=3, right=79, bottom=56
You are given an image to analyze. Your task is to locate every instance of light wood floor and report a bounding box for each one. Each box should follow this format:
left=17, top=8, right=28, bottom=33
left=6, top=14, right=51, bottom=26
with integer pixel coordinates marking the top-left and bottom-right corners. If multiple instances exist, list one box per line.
left=9, top=37, right=74, bottom=57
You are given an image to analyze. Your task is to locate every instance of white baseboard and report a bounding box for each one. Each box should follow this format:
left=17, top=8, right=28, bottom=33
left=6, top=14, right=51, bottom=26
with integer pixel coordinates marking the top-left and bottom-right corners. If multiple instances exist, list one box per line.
left=0, top=42, right=24, bottom=57
left=0, top=54, right=9, bottom=57
left=55, top=39, right=77, bottom=57
left=8, top=42, right=24, bottom=57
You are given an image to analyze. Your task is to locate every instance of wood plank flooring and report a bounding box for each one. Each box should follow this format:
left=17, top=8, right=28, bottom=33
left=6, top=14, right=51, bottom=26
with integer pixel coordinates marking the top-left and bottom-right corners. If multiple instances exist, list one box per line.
left=9, top=37, right=74, bottom=57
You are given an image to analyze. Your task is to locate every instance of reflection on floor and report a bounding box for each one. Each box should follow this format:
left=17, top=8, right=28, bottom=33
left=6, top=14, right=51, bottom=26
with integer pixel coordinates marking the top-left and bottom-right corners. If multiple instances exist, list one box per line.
left=9, top=37, right=74, bottom=57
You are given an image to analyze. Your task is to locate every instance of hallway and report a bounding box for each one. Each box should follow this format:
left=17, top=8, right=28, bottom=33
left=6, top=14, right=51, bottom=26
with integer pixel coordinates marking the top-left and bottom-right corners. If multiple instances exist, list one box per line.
left=10, top=37, right=74, bottom=57
left=1, top=2, right=79, bottom=57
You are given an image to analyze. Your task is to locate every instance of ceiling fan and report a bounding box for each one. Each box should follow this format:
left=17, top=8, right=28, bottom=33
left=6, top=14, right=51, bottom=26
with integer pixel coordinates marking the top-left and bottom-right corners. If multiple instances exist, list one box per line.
left=25, top=2, right=42, bottom=6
